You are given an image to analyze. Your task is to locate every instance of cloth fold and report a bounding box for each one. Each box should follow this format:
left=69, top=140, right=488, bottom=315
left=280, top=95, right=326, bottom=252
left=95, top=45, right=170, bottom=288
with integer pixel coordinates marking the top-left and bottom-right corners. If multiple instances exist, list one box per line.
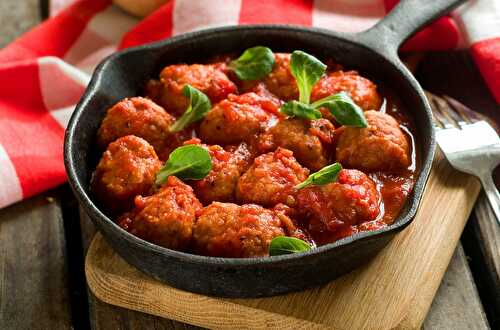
left=0, top=0, right=498, bottom=209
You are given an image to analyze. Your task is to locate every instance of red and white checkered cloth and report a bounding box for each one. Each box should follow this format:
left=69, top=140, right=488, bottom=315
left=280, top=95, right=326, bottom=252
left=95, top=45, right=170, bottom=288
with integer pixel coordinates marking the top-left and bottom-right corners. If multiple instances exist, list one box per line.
left=0, top=0, right=498, bottom=209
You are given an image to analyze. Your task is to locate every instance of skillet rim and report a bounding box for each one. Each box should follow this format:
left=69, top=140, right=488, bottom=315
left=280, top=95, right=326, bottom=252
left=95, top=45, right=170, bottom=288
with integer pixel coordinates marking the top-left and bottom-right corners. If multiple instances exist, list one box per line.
left=64, top=24, right=436, bottom=267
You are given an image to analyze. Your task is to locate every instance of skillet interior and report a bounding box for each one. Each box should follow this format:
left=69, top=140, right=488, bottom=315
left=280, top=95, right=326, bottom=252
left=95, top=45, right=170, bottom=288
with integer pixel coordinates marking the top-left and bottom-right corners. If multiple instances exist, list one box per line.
left=65, top=25, right=435, bottom=297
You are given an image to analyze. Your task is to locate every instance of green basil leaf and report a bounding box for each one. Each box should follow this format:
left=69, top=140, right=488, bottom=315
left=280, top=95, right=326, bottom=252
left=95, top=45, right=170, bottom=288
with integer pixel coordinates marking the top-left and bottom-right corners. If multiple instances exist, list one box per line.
left=169, top=85, right=211, bottom=133
left=229, top=46, right=275, bottom=80
left=295, top=162, right=343, bottom=190
left=311, top=92, right=367, bottom=127
left=269, top=236, right=311, bottom=256
left=280, top=100, right=322, bottom=120
left=290, top=50, right=326, bottom=104
left=155, top=145, right=212, bottom=184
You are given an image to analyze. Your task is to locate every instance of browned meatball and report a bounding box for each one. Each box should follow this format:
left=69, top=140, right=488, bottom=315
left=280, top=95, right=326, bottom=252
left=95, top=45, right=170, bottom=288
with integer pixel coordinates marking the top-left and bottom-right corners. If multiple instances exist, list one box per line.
left=146, top=63, right=237, bottom=116
left=118, top=176, right=202, bottom=250
left=193, top=202, right=298, bottom=257
left=271, top=203, right=311, bottom=243
left=297, top=169, right=380, bottom=236
left=91, top=135, right=162, bottom=215
left=191, top=142, right=252, bottom=205
left=262, top=53, right=298, bottom=101
left=236, top=148, right=309, bottom=207
left=258, top=118, right=335, bottom=171
left=336, top=111, right=410, bottom=171
left=199, top=92, right=278, bottom=145
left=311, top=70, right=382, bottom=111
left=96, top=97, right=191, bottom=160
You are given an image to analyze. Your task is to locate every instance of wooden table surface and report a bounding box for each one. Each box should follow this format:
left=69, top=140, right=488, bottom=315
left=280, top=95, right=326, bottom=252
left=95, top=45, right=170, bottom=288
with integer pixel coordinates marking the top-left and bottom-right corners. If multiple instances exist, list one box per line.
left=1, top=1, right=498, bottom=329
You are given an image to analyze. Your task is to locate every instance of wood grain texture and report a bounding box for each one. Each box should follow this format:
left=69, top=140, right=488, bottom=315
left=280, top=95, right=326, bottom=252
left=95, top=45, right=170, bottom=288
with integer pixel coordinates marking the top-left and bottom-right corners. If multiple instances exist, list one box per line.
left=80, top=208, right=200, bottom=329
left=423, top=245, right=489, bottom=329
left=464, top=194, right=500, bottom=328
left=85, top=151, right=481, bottom=329
left=0, top=1, right=492, bottom=329
left=0, top=192, right=72, bottom=329
left=0, top=4, right=74, bottom=329
left=417, top=51, right=499, bottom=328
left=473, top=194, right=500, bottom=316
left=0, top=0, right=40, bottom=48
left=89, top=290, right=202, bottom=330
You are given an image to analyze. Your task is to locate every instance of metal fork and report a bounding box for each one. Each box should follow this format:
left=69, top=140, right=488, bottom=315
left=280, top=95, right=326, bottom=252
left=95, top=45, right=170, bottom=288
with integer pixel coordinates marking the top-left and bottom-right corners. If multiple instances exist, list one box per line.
left=426, top=92, right=500, bottom=225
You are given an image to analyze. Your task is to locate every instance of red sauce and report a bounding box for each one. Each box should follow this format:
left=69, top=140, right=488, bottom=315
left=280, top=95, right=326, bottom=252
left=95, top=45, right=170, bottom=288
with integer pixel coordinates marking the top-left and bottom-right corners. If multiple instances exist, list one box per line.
left=95, top=52, right=420, bottom=256
left=302, top=87, right=419, bottom=246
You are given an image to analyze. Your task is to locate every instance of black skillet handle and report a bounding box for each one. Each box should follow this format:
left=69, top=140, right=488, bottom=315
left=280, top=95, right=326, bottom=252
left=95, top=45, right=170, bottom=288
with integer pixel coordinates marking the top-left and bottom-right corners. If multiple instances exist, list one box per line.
left=357, top=0, right=467, bottom=61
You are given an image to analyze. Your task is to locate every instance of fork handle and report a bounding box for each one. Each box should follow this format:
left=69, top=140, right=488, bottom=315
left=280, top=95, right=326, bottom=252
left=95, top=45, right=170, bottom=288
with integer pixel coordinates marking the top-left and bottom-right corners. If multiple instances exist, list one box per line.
left=479, top=173, right=500, bottom=226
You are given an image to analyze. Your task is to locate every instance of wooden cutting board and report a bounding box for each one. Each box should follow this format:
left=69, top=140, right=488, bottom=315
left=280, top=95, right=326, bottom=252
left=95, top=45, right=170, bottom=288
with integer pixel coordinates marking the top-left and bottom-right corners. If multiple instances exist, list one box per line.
left=85, top=151, right=481, bottom=329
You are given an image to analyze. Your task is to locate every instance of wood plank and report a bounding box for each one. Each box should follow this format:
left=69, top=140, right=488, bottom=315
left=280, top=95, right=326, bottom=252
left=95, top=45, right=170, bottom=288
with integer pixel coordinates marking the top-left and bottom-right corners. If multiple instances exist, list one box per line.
left=80, top=209, right=200, bottom=329
left=0, top=0, right=40, bottom=48
left=423, top=245, right=489, bottom=329
left=84, top=241, right=488, bottom=329
left=0, top=191, right=72, bottom=329
left=89, top=291, right=201, bottom=330
left=84, top=151, right=481, bottom=329
left=0, top=2, right=74, bottom=329
left=472, top=195, right=500, bottom=324
left=417, top=50, right=499, bottom=328
left=1, top=2, right=490, bottom=330
left=463, top=194, right=500, bottom=328
left=59, top=185, right=92, bottom=329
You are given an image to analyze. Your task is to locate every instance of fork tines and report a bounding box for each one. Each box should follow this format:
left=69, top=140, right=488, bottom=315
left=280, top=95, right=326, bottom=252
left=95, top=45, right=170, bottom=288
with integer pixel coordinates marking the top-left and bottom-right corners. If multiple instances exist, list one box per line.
left=426, top=92, right=500, bottom=133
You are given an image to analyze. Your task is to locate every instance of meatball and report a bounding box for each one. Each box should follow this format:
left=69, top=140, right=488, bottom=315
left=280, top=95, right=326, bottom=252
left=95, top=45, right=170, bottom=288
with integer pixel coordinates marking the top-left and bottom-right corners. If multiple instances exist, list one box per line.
left=118, top=176, right=202, bottom=250
left=236, top=148, right=309, bottom=207
left=146, top=63, right=237, bottom=116
left=192, top=142, right=252, bottom=205
left=199, top=92, right=278, bottom=145
left=240, top=82, right=283, bottom=116
left=311, top=70, right=382, bottom=111
left=91, top=135, right=162, bottom=215
left=261, top=53, right=298, bottom=101
left=97, top=97, right=191, bottom=160
left=297, top=169, right=380, bottom=234
left=336, top=111, right=410, bottom=171
left=258, top=118, right=335, bottom=171
left=272, top=203, right=311, bottom=243
left=193, top=202, right=298, bottom=257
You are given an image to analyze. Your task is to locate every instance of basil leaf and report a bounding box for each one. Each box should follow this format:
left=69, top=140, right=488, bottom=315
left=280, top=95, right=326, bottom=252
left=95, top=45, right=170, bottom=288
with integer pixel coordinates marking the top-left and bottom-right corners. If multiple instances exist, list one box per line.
left=295, top=163, right=343, bottom=190
left=311, top=92, right=367, bottom=127
left=290, top=50, right=326, bottom=104
left=280, top=100, right=322, bottom=120
left=229, top=46, right=275, bottom=80
left=269, top=236, right=312, bottom=256
left=155, top=145, right=212, bottom=184
left=169, top=85, right=211, bottom=133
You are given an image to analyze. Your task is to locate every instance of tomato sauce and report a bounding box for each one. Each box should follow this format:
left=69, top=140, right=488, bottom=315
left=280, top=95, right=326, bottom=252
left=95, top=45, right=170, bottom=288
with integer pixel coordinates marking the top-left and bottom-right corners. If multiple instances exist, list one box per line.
left=305, top=88, right=419, bottom=246
left=93, top=51, right=420, bottom=257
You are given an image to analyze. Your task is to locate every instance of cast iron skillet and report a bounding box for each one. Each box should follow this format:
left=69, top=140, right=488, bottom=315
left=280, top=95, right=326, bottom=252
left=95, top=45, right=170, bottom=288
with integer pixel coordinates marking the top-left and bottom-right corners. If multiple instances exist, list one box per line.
left=65, top=0, right=466, bottom=297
